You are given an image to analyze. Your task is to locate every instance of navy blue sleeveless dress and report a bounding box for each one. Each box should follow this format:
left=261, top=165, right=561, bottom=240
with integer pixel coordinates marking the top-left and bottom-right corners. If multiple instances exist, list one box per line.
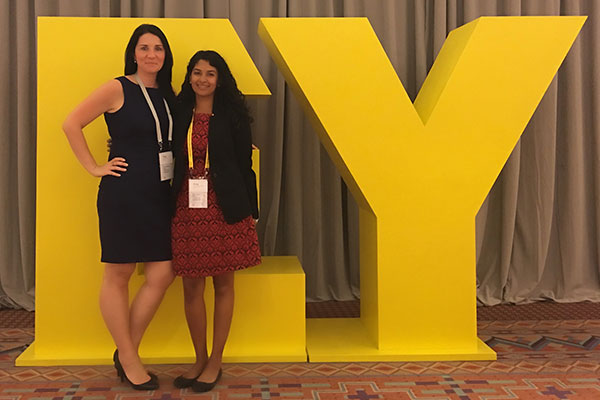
left=97, top=76, right=172, bottom=263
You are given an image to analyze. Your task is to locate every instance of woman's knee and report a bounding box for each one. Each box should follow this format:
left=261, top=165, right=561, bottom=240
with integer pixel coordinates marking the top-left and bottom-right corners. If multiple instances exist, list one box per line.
left=212, top=272, right=234, bottom=297
left=144, top=261, right=175, bottom=290
left=102, top=263, right=135, bottom=288
left=183, top=277, right=206, bottom=303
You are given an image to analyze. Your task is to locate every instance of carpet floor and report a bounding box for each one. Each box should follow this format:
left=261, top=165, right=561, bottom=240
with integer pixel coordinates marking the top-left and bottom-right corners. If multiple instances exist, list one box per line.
left=0, top=302, right=599, bottom=399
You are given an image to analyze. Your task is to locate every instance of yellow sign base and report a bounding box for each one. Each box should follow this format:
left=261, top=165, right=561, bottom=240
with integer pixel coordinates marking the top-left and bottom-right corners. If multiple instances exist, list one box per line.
left=307, top=319, right=495, bottom=362
left=16, top=256, right=306, bottom=366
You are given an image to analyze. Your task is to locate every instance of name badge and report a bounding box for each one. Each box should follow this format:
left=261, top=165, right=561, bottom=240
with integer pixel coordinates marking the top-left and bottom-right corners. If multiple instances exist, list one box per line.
left=189, top=178, right=208, bottom=208
left=159, top=151, right=174, bottom=181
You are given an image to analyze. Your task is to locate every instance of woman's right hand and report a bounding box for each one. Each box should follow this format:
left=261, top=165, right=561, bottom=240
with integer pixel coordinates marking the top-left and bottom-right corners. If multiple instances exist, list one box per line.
left=91, top=157, right=128, bottom=177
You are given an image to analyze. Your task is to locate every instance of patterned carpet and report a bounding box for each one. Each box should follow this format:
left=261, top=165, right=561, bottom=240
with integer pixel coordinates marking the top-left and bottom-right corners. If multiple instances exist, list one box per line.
left=1, top=302, right=599, bottom=399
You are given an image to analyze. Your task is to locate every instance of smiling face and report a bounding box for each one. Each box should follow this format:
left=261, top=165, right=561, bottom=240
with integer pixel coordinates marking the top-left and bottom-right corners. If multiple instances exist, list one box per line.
left=134, top=33, right=165, bottom=75
left=190, top=59, right=218, bottom=99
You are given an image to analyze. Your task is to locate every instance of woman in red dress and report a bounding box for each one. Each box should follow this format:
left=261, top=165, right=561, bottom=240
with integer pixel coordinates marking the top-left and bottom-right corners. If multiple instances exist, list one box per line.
left=170, top=51, right=261, bottom=393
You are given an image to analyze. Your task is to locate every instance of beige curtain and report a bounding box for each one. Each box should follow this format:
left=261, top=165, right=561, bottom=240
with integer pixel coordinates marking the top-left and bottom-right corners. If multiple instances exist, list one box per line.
left=1, top=0, right=597, bottom=309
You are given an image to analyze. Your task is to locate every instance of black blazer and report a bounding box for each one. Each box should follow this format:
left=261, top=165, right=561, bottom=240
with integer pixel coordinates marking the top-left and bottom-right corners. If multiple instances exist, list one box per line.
left=171, top=104, right=259, bottom=224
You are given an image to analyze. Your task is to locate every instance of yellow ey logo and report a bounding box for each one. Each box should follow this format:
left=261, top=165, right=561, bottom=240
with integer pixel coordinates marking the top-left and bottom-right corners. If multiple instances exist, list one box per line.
left=28, top=16, right=585, bottom=365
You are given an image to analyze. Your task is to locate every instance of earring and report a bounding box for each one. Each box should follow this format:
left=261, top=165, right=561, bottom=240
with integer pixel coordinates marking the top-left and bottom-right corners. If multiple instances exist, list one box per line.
left=134, top=59, right=137, bottom=64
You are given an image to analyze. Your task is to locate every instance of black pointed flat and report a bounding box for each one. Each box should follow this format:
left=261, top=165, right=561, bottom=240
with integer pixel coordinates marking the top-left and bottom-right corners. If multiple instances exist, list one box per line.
left=191, top=369, right=222, bottom=393
left=173, top=373, right=201, bottom=388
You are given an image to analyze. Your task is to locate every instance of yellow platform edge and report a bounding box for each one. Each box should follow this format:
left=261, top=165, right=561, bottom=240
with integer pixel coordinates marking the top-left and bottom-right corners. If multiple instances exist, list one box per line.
left=306, top=318, right=496, bottom=362
left=16, top=342, right=307, bottom=366
left=17, top=256, right=306, bottom=366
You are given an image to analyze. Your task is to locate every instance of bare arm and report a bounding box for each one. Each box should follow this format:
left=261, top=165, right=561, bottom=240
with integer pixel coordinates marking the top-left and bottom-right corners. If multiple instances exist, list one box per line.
left=62, top=79, right=128, bottom=177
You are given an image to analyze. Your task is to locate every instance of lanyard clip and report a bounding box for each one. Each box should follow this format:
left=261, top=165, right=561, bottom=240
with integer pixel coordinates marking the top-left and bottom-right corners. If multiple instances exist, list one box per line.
left=159, top=141, right=171, bottom=152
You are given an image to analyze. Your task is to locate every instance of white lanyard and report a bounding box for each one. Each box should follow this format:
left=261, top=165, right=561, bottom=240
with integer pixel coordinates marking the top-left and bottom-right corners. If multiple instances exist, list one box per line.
left=135, top=74, right=173, bottom=151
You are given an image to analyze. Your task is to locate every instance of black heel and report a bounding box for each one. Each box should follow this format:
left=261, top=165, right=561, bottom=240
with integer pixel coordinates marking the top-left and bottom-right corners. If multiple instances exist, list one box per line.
left=112, top=349, right=159, bottom=390
left=113, top=349, right=124, bottom=379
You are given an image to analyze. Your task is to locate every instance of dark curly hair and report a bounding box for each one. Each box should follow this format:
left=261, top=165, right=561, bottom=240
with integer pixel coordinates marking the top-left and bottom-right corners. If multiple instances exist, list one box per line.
left=124, top=24, right=176, bottom=106
left=177, top=50, right=252, bottom=126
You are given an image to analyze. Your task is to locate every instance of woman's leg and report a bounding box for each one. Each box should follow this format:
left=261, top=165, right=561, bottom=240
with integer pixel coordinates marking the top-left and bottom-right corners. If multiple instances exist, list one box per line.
left=99, top=263, right=150, bottom=384
left=197, top=271, right=235, bottom=382
left=129, top=260, right=175, bottom=349
left=180, top=276, right=209, bottom=378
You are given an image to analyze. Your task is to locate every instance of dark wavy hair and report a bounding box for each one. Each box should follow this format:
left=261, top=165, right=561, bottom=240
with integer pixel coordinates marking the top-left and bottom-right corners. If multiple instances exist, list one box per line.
left=124, top=24, right=176, bottom=105
left=177, top=50, right=252, bottom=126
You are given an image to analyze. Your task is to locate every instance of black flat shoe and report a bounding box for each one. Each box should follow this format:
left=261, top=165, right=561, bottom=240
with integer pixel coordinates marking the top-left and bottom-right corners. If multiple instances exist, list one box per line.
left=113, top=349, right=159, bottom=390
left=173, top=373, right=201, bottom=388
left=191, top=369, right=222, bottom=393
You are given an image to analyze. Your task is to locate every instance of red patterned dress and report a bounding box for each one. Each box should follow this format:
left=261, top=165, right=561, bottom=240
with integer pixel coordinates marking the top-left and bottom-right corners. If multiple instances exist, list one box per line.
left=171, top=112, right=261, bottom=277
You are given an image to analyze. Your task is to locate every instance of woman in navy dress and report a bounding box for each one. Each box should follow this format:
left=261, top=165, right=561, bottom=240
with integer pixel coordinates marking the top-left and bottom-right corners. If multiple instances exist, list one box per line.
left=62, top=24, right=175, bottom=390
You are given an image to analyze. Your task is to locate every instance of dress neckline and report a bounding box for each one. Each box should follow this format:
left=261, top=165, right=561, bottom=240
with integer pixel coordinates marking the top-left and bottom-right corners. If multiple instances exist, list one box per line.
left=122, top=76, right=159, bottom=89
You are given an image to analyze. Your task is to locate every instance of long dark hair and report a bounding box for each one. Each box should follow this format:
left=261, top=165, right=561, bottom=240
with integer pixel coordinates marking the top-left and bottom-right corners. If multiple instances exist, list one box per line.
left=124, top=24, right=176, bottom=105
left=177, top=50, right=252, bottom=126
